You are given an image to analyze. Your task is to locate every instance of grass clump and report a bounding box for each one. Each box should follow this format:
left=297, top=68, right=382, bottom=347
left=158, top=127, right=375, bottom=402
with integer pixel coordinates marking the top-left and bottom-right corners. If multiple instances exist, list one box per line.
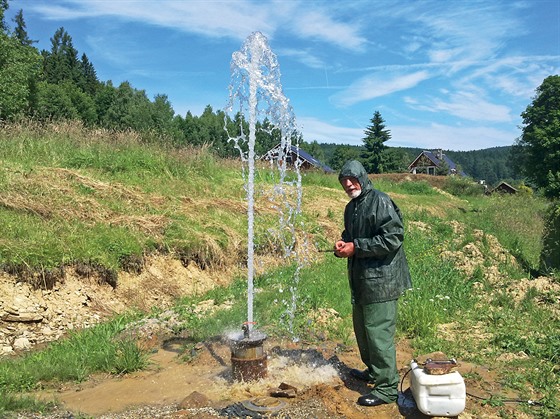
left=0, top=313, right=147, bottom=395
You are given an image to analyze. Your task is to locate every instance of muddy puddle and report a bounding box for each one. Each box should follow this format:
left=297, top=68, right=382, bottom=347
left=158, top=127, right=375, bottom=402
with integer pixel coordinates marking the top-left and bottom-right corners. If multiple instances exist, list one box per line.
left=36, top=337, right=431, bottom=418
left=32, top=335, right=515, bottom=419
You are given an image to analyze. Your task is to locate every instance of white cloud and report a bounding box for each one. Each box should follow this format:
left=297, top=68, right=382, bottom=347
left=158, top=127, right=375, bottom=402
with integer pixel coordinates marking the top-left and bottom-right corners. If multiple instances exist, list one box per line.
left=30, top=0, right=276, bottom=40
left=459, top=55, right=560, bottom=99
left=278, top=48, right=326, bottom=69
left=409, top=90, right=513, bottom=123
left=298, top=116, right=363, bottom=145
left=291, top=10, right=366, bottom=51
left=30, top=0, right=365, bottom=49
left=331, top=71, right=431, bottom=107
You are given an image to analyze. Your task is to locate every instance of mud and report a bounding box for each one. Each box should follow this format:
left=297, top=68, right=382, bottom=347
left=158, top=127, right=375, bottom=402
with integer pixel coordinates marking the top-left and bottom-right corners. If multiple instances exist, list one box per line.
left=30, top=336, right=519, bottom=419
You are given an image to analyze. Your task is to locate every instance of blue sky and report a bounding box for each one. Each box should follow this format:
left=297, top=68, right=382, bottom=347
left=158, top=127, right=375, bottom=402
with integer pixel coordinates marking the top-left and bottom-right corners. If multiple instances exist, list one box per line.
left=5, top=0, right=560, bottom=151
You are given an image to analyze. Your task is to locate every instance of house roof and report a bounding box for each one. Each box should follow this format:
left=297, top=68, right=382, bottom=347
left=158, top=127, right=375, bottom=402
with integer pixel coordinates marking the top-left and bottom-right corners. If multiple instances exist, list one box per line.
left=408, top=150, right=467, bottom=176
left=262, top=144, right=334, bottom=173
left=489, top=181, right=518, bottom=194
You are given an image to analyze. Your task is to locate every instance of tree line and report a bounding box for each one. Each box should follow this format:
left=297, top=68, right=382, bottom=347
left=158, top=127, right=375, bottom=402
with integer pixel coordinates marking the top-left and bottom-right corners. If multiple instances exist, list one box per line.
left=0, top=2, right=288, bottom=159
left=1, top=2, right=557, bottom=195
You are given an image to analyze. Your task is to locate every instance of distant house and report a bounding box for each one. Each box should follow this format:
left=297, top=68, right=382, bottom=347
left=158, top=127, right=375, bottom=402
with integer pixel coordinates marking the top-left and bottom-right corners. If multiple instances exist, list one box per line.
left=408, top=149, right=465, bottom=176
left=488, top=181, right=518, bottom=195
left=261, top=144, right=334, bottom=173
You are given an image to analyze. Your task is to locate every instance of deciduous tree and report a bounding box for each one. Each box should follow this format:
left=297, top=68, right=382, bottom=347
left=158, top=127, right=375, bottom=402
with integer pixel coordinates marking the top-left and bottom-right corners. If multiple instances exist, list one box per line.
left=513, top=75, right=560, bottom=274
left=330, top=145, right=362, bottom=171
left=0, top=33, right=41, bottom=119
left=513, top=75, right=560, bottom=199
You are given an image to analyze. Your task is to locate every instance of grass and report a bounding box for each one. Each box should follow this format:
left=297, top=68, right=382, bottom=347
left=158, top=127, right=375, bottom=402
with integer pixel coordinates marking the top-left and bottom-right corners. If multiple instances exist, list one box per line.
left=0, top=313, right=147, bottom=393
left=452, top=194, right=548, bottom=272
left=0, top=121, right=558, bottom=417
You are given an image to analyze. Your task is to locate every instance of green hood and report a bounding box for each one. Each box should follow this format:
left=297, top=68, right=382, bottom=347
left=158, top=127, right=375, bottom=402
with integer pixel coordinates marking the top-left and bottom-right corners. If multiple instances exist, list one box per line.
left=338, top=160, right=372, bottom=194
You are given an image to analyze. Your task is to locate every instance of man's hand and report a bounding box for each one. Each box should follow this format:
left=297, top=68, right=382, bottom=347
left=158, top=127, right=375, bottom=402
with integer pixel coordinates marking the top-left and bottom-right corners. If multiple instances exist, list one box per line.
left=335, top=240, right=355, bottom=258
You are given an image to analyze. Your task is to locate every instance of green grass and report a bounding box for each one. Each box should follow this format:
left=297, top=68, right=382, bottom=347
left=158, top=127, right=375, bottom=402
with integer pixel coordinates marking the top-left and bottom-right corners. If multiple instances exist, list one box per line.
left=452, top=194, right=548, bottom=272
left=0, top=121, right=558, bottom=417
left=0, top=313, right=147, bottom=393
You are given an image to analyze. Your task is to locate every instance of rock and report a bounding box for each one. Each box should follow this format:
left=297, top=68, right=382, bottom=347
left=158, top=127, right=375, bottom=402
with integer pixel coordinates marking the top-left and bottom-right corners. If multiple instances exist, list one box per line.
left=4, top=306, right=19, bottom=315
left=13, top=337, right=31, bottom=350
left=2, top=312, right=43, bottom=322
left=40, top=326, right=54, bottom=336
left=270, top=382, right=298, bottom=398
left=2, top=346, right=14, bottom=355
left=179, top=391, right=210, bottom=409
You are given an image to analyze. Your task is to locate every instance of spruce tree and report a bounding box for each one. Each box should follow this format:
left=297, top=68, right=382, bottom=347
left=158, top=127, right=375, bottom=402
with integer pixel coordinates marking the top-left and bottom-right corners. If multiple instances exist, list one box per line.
left=12, top=9, right=34, bottom=46
left=361, top=110, right=391, bottom=174
left=42, top=27, right=81, bottom=85
left=79, top=53, right=99, bottom=95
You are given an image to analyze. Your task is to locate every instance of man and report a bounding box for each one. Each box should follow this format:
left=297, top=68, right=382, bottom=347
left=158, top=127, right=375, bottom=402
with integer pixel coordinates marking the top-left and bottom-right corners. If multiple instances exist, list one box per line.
left=334, top=160, right=412, bottom=407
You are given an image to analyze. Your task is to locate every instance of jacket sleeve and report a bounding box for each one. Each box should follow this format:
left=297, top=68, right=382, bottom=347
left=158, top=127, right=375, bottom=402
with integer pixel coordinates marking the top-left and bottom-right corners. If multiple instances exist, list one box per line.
left=341, top=203, right=352, bottom=242
left=353, top=195, right=404, bottom=258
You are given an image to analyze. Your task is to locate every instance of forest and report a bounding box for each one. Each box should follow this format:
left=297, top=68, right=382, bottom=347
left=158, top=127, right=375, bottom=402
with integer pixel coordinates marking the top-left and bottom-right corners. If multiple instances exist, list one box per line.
left=1, top=1, right=520, bottom=186
left=315, top=143, right=519, bottom=186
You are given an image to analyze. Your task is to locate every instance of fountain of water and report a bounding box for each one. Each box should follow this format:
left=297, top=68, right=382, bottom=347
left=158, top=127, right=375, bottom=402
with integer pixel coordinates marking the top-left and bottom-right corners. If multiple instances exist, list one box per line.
left=225, top=31, right=302, bottom=380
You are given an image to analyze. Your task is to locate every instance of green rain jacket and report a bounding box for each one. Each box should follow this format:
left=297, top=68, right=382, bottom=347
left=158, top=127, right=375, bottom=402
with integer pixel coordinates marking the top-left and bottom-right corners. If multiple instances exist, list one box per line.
left=339, top=160, right=412, bottom=305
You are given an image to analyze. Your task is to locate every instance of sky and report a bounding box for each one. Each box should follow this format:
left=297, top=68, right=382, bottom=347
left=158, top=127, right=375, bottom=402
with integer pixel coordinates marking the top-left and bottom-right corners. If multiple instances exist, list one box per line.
left=5, top=0, right=560, bottom=151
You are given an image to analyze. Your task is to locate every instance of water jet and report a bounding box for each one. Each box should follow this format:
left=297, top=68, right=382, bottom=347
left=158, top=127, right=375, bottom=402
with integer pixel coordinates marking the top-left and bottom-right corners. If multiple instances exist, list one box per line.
left=226, top=31, right=302, bottom=380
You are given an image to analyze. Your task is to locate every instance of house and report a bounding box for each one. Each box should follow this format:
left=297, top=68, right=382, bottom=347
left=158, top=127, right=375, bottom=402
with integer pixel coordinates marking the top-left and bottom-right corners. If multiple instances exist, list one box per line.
left=261, top=144, right=334, bottom=173
left=408, top=149, right=464, bottom=176
left=488, top=181, right=518, bottom=195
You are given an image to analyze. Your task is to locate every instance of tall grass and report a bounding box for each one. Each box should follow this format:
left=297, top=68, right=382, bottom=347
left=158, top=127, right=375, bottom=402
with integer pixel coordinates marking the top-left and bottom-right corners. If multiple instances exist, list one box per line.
left=0, top=121, right=247, bottom=277
left=452, top=194, right=548, bottom=272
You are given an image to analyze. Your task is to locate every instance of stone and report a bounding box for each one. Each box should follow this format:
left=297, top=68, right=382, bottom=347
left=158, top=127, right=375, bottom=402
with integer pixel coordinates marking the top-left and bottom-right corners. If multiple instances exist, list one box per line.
left=13, top=337, right=31, bottom=350
left=5, top=306, right=19, bottom=315
left=2, top=312, right=43, bottom=322
left=2, top=346, right=14, bottom=355
left=179, top=391, right=210, bottom=409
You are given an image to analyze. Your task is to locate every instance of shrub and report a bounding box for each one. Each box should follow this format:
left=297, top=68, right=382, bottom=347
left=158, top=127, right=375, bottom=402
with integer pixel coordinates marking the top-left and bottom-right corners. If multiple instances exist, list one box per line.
left=443, top=176, right=485, bottom=196
left=541, top=201, right=560, bottom=274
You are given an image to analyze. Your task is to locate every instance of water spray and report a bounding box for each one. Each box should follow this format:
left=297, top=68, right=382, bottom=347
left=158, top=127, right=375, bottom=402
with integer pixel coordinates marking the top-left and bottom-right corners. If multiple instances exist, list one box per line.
left=226, top=31, right=300, bottom=380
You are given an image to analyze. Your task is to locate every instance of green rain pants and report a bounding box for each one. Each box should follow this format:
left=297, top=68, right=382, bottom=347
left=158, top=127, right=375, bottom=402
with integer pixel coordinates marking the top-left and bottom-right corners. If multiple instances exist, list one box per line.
left=352, top=299, right=399, bottom=403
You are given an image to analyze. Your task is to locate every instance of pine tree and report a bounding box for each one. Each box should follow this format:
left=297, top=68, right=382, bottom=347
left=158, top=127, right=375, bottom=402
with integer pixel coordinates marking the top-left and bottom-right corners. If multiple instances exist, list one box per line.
left=12, top=9, right=34, bottom=46
left=42, top=27, right=81, bottom=85
left=79, top=53, right=99, bottom=94
left=361, top=110, right=391, bottom=174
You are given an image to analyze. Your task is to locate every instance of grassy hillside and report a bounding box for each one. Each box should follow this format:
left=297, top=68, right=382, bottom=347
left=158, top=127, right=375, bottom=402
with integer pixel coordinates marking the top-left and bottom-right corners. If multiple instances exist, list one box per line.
left=0, top=121, right=558, bottom=417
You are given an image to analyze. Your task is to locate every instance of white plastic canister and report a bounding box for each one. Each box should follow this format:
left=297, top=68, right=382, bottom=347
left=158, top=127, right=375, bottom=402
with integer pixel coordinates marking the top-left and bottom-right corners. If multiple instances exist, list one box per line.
left=409, top=360, right=466, bottom=417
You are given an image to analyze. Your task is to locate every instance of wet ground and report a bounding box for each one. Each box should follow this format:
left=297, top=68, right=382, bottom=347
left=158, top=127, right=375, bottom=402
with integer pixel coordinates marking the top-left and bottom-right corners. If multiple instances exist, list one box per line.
left=31, top=336, right=510, bottom=419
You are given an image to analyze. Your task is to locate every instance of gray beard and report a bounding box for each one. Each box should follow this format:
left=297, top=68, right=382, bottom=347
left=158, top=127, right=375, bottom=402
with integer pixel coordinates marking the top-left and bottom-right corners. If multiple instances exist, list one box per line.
left=347, top=189, right=362, bottom=199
